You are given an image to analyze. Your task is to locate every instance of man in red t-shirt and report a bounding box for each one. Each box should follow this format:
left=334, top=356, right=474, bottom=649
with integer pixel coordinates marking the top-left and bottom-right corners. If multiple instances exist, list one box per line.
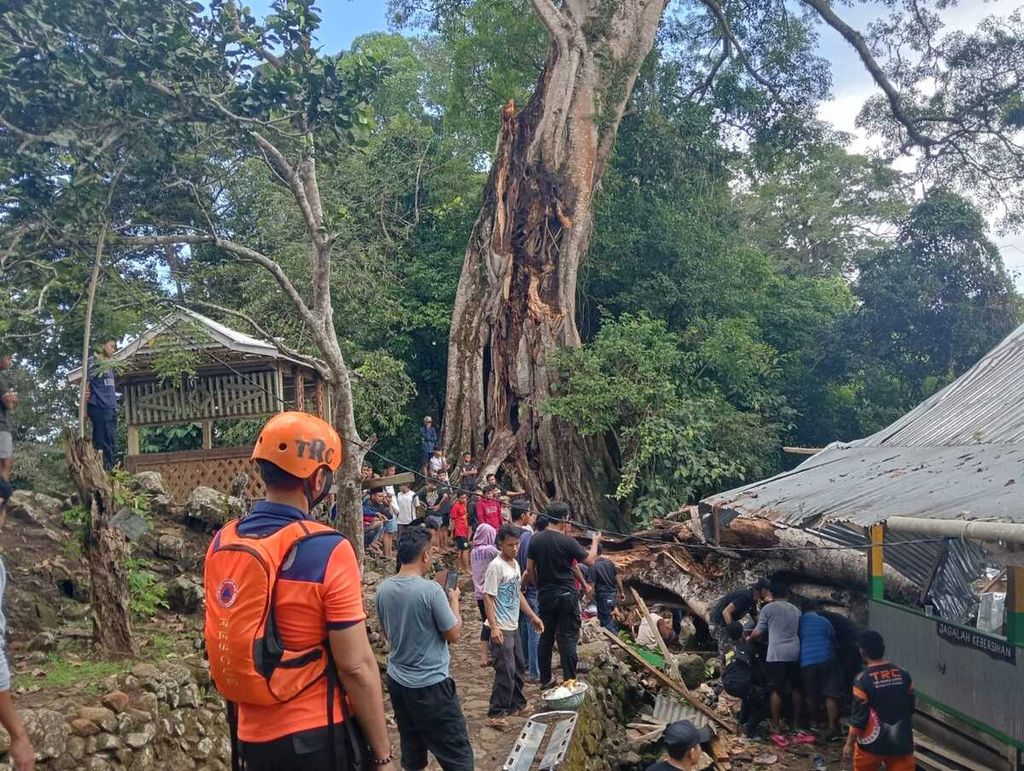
left=450, top=493, right=471, bottom=571
left=476, top=485, right=503, bottom=531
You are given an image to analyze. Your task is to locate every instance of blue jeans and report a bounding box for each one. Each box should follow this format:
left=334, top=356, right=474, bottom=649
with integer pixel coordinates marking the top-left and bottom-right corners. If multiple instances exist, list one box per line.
left=519, top=593, right=540, bottom=679
left=596, top=594, right=617, bottom=633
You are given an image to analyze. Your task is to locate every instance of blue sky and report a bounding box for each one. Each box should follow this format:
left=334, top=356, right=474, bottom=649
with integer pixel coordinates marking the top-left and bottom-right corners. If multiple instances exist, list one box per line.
left=246, top=0, right=388, bottom=50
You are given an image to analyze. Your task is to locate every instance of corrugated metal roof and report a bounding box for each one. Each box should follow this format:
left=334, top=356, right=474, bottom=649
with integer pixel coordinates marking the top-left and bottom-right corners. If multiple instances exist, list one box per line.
left=860, top=323, right=1024, bottom=447
left=704, top=321, right=1024, bottom=529
left=704, top=443, right=1024, bottom=527
left=67, top=306, right=316, bottom=382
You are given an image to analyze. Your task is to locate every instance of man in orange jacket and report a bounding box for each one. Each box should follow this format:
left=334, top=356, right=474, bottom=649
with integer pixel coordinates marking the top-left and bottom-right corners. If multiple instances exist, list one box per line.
left=204, top=412, right=394, bottom=770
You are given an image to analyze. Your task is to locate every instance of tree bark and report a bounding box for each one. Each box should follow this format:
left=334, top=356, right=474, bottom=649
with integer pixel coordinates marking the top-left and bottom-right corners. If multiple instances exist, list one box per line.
left=443, top=0, right=667, bottom=526
left=64, top=430, right=135, bottom=657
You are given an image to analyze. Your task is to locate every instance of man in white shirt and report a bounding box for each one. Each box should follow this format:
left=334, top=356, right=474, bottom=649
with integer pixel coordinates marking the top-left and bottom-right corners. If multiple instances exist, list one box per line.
left=483, top=525, right=543, bottom=728
left=396, top=482, right=418, bottom=536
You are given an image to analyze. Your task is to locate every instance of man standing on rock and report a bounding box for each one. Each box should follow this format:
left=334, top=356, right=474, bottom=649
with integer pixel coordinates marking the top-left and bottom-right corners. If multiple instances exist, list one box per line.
left=85, top=339, right=119, bottom=471
left=204, top=412, right=395, bottom=770
left=0, top=556, right=34, bottom=769
left=525, top=501, right=600, bottom=689
left=376, top=527, right=474, bottom=771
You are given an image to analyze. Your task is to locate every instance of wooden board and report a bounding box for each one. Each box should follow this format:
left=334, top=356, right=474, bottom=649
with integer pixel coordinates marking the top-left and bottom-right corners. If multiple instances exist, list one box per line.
left=362, top=472, right=416, bottom=489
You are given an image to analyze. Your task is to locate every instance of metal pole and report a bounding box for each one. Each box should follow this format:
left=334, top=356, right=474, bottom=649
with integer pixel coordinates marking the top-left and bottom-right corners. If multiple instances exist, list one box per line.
left=885, top=516, right=1024, bottom=546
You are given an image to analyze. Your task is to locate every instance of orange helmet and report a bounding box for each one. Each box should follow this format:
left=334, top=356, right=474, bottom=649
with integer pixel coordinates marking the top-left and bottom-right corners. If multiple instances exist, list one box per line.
left=251, top=412, right=343, bottom=479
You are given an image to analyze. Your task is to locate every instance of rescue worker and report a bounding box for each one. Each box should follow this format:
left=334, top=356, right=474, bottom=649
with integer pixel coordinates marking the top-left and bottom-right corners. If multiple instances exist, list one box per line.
left=844, top=630, right=916, bottom=771
left=203, top=412, right=395, bottom=770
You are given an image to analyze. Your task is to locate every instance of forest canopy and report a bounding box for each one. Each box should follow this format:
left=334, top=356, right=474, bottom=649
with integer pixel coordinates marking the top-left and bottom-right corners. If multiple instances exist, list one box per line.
left=1, top=0, right=1022, bottom=525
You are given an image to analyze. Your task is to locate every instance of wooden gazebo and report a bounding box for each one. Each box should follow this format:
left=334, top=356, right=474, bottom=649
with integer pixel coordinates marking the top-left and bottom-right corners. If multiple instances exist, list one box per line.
left=69, top=308, right=330, bottom=501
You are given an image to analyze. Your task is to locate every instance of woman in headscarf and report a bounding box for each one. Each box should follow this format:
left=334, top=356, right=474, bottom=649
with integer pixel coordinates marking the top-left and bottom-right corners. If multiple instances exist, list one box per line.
left=471, top=523, right=499, bottom=667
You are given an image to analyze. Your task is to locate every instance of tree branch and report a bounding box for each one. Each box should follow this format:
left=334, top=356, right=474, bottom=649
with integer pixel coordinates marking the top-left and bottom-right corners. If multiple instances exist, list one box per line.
left=697, top=0, right=788, bottom=106
left=118, top=232, right=320, bottom=334
left=799, top=0, right=937, bottom=148
left=185, top=300, right=330, bottom=378
left=531, top=0, right=574, bottom=50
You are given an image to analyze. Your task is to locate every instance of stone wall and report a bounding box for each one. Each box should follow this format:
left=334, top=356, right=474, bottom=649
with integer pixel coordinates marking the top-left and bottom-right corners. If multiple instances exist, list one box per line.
left=561, top=650, right=660, bottom=771
left=0, top=659, right=230, bottom=770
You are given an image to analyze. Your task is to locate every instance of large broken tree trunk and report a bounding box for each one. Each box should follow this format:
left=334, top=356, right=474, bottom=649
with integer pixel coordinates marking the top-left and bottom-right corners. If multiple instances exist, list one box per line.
left=64, top=431, right=135, bottom=657
left=444, top=0, right=667, bottom=526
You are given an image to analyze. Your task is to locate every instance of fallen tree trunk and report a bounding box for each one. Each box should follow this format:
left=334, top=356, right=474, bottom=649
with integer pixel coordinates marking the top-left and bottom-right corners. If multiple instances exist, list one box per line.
left=64, top=430, right=135, bottom=657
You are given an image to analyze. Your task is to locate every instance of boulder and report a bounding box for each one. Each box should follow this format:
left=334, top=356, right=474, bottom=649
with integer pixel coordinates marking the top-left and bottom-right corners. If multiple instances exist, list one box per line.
left=78, top=706, right=118, bottom=733
left=674, top=652, right=708, bottom=690
left=70, top=718, right=100, bottom=737
left=166, top=577, right=204, bottom=615
left=155, top=533, right=186, bottom=562
left=26, top=630, right=57, bottom=652
left=111, top=508, right=151, bottom=542
left=23, top=708, right=69, bottom=760
left=149, top=493, right=179, bottom=519
left=101, top=690, right=131, bottom=714
left=185, top=487, right=242, bottom=530
left=131, top=471, right=167, bottom=497
left=7, top=490, right=63, bottom=528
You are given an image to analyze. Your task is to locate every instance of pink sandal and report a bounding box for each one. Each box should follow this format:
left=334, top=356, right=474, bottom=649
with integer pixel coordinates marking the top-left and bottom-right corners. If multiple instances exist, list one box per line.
left=792, top=732, right=816, bottom=745
left=769, top=734, right=790, bottom=749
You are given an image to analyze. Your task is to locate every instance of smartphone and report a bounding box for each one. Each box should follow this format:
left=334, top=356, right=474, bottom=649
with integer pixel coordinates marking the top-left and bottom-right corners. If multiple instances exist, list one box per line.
left=445, top=570, right=460, bottom=593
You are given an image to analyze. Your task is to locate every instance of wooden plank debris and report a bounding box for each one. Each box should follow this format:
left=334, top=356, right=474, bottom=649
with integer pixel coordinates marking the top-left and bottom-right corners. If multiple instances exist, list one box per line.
left=630, top=587, right=683, bottom=684
left=599, top=627, right=735, bottom=733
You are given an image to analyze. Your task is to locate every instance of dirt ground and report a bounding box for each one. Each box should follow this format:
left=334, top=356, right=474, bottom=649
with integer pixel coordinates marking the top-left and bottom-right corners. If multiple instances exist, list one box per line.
left=366, top=556, right=847, bottom=771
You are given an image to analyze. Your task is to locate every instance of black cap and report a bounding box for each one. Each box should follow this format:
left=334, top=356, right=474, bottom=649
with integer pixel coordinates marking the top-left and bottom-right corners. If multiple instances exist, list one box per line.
left=662, top=720, right=711, bottom=751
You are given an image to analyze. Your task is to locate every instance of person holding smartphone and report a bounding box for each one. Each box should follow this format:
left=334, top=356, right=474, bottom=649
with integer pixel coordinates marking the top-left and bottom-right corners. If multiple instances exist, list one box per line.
left=376, top=528, right=474, bottom=771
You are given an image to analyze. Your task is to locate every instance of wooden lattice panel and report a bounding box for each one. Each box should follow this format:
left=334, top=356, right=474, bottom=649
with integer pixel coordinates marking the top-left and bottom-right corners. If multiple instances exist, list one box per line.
left=125, top=447, right=265, bottom=503
left=125, top=370, right=281, bottom=427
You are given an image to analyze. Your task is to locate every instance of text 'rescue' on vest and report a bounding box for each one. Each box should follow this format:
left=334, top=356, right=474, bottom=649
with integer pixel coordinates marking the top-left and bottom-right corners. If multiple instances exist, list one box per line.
left=204, top=517, right=340, bottom=705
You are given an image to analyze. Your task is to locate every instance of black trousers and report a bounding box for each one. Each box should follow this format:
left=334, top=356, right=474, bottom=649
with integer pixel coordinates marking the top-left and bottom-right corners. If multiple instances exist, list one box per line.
left=537, top=588, right=581, bottom=684
left=488, top=631, right=527, bottom=717
left=239, top=724, right=370, bottom=771
left=87, top=404, right=117, bottom=471
left=388, top=676, right=474, bottom=771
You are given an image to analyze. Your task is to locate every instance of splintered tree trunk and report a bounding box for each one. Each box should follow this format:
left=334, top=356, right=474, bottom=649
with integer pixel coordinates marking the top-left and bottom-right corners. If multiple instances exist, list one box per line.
left=64, top=431, right=135, bottom=657
left=444, top=0, right=667, bottom=525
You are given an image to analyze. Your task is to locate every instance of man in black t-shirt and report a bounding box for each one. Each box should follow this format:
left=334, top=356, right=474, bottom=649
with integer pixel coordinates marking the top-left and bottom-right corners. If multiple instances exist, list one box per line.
left=709, top=578, right=770, bottom=651
left=590, top=549, right=624, bottom=633
left=525, top=501, right=599, bottom=688
left=645, top=720, right=711, bottom=771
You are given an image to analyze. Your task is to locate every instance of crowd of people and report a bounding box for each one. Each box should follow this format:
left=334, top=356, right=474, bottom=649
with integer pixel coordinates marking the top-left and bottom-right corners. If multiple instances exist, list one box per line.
left=703, top=579, right=916, bottom=771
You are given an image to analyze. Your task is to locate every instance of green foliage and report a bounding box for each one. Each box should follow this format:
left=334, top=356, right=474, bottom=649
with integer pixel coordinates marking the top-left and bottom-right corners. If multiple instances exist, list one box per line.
left=151, top=347, right=200, bottom=389
left=16, top=654, right=129, bottom=695
left=353, top=351, right=417, bottom=441
left=546, top=314, right=781, bottom=522
left=126, top=557, right=169, bottom=619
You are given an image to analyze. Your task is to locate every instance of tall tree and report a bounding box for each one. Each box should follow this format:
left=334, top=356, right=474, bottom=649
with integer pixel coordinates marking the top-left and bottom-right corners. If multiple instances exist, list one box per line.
left=0, top=0, right=385, bottom=555
left=397, top=0, right=1023, bottom=523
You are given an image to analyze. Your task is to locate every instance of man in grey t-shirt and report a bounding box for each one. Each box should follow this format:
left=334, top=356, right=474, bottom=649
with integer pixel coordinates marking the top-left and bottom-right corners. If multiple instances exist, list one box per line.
left=376, top=528, right=474, bottom=771
left=0, top=353, right=17, bottom=523
left=748, top=582, right=804, bottom=735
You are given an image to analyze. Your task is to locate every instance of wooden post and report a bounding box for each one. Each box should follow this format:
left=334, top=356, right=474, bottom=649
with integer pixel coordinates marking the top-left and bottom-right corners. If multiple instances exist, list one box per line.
left=295, top=370, right=305, bottom=411
left=869, top=524, right=886, bottom=601
left=126, top=425, right=140, bottom=456
left=274, top=366, right=285, bottom=412
left=630, top=587, right=683, bottom=684
left=599, top=627, right=734, bottom=732
left=202, top=419, right=213, bottom=450
left=1006, top=565, right=1024, bottom=646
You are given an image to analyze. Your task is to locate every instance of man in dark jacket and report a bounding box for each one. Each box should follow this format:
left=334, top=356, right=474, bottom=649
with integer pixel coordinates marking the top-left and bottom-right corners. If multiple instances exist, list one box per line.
left=86, top=339, right=119, bottom=470
left=844, top=630, right=915, bottom=771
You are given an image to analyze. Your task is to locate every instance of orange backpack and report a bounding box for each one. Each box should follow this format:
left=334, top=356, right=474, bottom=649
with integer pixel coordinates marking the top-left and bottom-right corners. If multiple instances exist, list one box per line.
left=203, top=517, right=338, bottom=705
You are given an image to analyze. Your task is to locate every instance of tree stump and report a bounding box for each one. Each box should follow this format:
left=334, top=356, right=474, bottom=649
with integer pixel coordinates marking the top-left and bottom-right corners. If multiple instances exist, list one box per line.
left=63, top=430, right=135, bottom=657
